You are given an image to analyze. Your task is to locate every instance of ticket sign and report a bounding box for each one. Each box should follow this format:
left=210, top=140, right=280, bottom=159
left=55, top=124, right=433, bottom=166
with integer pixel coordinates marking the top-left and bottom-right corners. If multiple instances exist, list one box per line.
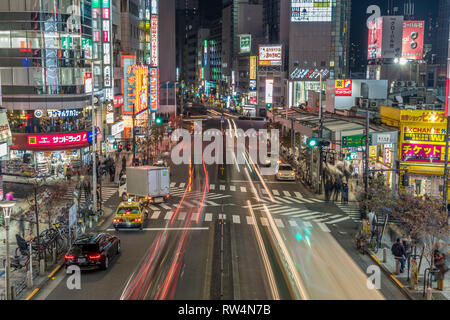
left=27, top=132, right=89, bottom=147
left=401, top=143, right=446, bottom=163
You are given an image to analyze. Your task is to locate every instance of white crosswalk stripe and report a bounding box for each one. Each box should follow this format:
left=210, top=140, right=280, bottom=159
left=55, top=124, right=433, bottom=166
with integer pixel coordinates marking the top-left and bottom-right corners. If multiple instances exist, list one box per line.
left=303, top=222, right=312, bottom=227
left=271, top=207, right=302, bottom=215
left=274, top=197, right=294, bottom=204
left=170, top=182, right=176, bottom=188
left=287, top=198, right=309, bottom=204
left=318, top=223, right=331, bottom=233
left=283, top=191, right=291, bottom=197
left=294, top=192, right=303, bottom=198
left=160, top=203, right=171, bottom=210
left=246, top=216, right=255, bottom=225
left=164, top=212, right=172, bottom=220
left=230, top=186, right=236, bottom=191
left=206, top=200, right=219, bottom=206
left=232, top=215, right=241, bottom=224
left=281, top=209, right=309, bottom=216
left=274, top=219, right=285, bottom=228
left=240, top=186, right=247, bottom=192
left=149, top=205, right=160, bottom=210
left=292, top=212, right=320, bottom=219
left=178, top=212, right=187, bottom=221
left=260, top=217, right=269, bottom=226
left=220, top=185, right=225, bottom=190
left=205, top=213, right=213, bottom=222
left=179, top=183, right=186, bottom=188
left=210, top=184, right=215, bottom=190
left=272, top=189, right=280, bottom=196
left=151, top=211, right=160, bottom=219
left=326, top=216, right=351, bottom=224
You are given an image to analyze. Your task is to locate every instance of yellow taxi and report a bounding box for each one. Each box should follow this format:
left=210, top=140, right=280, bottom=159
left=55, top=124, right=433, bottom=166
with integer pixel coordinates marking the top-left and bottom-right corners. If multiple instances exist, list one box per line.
left=113, top=200, right=148, bottom=231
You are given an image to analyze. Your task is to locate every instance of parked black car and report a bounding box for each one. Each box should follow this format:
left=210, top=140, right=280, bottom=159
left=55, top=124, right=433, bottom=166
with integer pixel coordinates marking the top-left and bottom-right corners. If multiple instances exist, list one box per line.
left=64, top=233, right=120, bottom=270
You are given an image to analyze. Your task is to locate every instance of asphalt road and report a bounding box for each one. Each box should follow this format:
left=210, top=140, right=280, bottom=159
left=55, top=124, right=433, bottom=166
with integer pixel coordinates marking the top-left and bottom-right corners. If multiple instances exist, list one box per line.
left=35, top=111, right=406, bottom=300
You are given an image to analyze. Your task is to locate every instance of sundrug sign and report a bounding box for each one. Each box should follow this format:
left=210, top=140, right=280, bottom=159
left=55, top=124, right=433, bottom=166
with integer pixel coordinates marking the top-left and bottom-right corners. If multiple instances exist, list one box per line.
left=335, top=80, right=352, bottom=96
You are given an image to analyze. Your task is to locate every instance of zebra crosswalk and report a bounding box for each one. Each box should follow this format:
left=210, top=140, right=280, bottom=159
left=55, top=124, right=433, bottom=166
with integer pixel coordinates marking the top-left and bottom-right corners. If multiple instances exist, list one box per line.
left=335, top=203, right=362, bottom=223
left=63, top=185, right=117, bottom=204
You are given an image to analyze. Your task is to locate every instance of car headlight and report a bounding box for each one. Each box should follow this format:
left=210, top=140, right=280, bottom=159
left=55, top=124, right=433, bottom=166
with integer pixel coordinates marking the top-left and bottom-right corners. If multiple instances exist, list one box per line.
left=291, top=172, right=295, bottom=176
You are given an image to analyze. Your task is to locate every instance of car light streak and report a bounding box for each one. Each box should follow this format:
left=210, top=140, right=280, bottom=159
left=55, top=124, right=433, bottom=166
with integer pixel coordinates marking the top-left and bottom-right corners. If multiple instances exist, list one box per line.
left=262, top=204, right=310, bottom=300
left=170, top=166, right=193, bottom=224
left=244, top=167, right=260, bottom=202
left=246, top=200, right=280, bottom=300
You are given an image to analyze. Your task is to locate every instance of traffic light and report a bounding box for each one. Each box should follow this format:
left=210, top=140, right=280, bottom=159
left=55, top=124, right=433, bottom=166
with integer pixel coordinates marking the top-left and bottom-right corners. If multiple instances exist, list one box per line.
left=266, top=104, right=272, bottom=111
left=126, top=143, right=131, bottom=151
left=155, top=116, right=163, bottom=125
left=307, top=138, right=330, bottom=149
left=307, top=138, right=318, bottom=148
left=113, top=141, right=118, bottom=150
left=402, top=171, right=409, bottom=187
left=345, top=153, right=352, bottom=161
left=118, top=143, right=123, bottom=152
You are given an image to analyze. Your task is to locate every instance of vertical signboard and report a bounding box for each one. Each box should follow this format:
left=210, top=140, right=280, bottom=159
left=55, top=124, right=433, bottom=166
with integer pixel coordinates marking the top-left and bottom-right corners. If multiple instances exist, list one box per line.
left=121, top=55, right=136, bottom=115
left=402, top=21, right=425, bottom=60
left=151, top=15, right=159, bottom=67
left=239, top=35, right=251, bottom=53
left=102, top=0, right=113, bottom=89
left=265, top=79, right=274, bottom=104
left=368, top=16, right=403, bottom=60
left=368, top=18, right=383, bottom=60
left=149, top=67, right=159, bottom=111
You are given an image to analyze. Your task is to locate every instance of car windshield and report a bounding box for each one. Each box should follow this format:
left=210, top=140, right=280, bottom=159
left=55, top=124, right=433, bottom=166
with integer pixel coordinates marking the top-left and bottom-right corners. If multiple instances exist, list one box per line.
left=117, top=207, right=140, bottom=214
left=74, top=243, right=99, bottom=253
left=279, top=165, right=292, bottom=171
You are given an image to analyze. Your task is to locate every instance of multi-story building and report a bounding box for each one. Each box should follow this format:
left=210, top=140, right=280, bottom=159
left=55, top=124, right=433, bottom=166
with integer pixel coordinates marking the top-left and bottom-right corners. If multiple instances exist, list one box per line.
left=0, top=0, right=97, bottom=173
left=435, top=0, right=450, bottom=92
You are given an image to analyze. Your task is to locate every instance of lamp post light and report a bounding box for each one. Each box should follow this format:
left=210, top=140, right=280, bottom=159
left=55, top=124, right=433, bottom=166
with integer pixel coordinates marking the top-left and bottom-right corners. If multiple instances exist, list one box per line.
left=1, top=201, right=16, bottom=300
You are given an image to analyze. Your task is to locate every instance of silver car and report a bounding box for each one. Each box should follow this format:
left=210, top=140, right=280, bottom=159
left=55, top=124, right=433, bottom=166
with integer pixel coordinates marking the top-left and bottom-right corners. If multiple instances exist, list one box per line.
left=276, top=164, right=296, bottom=181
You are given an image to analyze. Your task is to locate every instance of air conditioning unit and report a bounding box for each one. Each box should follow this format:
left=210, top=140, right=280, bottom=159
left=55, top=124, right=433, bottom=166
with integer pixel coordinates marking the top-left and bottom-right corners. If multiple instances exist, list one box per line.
left=370, top=101, right=378, bottom=108
left=395, top=81, right=403, bottom=87
left=360, top=98, right=369, bottom=108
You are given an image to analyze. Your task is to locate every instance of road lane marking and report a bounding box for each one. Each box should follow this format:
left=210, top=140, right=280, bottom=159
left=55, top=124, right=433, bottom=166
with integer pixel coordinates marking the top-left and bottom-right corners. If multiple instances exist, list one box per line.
left=246, top=216, right=255, bottom=225
left=283, top=191, right=291, bottom=197
left=205, top=213, right=213, bottom=222
left=160, top=203, right=171, bottom=210
left=240, top=186, right=247, bottom=192
left=206, top=200, right=219, bottom=206
left=274, top=197, right=293, bottom=204
left=271, top=208, right=300, bottom=215
left=179, top=182, right=186, bottom=188
left=287, top=198, right=307, bottom=204
left=25, top=288, right=40, bottom=300
left=292, top=212, right=320, bottom=218
left=309, top=198, right=322, bottom=203
left=281, top=209, right=309, bottom=216
left=274, top=219, right=285, bottom=228
left=149, top=205, right=159, bottom=210
left=220, top=185, right=225, bottom=190
left=272, top=189, right=280, bottom=196
left=260, top=217, right=269, bottom=226
left=294, top=192, right=303, bottom=198
left=303, top=222, right=312, bottom=227
left=178, top=212, right=187, bottom=220
left=170, top=182, right=176, bottom=187
left=151, top=211, right=160, bottom=219
left=289, top=220, right=298, bottom=227
left=318, top=223, right=331, bottom=233
left=232, top=215, right=241, bottom=224
left=107, top=227, right=209, bottom=232
left=164, top=212, right=172, bottom=220
left=230, top=186, right=236, bottom=191
left=326, top=216, right=351, bottom=224
left=210, top=184, right=215, bottom=190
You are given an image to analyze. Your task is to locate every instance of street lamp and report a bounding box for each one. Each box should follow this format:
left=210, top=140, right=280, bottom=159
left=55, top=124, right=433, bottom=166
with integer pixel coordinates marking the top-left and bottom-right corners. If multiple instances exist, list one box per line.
left=1, top=201, right=16, bottom=300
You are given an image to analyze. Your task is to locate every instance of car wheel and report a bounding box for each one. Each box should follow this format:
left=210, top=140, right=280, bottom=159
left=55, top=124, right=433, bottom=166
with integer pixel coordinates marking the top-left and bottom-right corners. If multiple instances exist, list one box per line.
left=102, top=256, right=109, bottom=270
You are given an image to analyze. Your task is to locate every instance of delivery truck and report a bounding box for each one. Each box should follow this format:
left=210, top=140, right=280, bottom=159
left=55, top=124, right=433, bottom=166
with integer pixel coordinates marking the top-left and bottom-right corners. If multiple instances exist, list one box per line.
left=119, top=166, right=170, bottom=203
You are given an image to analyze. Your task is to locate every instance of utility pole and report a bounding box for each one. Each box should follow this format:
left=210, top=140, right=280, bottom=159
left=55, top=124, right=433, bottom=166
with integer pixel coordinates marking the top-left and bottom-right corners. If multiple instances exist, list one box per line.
left=317, top=73, right=323, bottom=194
left=132, top=103, right=136, bottom=165
left=443, top=21, right=450, bottom=223
left=91, top=63, right=97, bottom=218
left=364, top=106, right=370, bottom=218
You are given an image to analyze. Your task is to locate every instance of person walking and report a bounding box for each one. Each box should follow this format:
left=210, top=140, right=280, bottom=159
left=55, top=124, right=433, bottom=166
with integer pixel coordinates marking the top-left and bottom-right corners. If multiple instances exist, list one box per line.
left=391, top=238, right=407, bottom=274
left=334, top=178, right=342, bottom=202
left=342, top=183, right=349, bottom=204
left=18, top=213, right=25, bottom=237
left=5, top=192, right=15, bottom=201
left=325, top=179, right=332, bottom=202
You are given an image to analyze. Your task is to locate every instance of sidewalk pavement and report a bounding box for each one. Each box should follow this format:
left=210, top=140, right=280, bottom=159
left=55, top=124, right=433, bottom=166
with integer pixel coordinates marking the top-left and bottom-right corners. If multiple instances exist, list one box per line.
left=368, top=232, right=450, bottom=300
left=0, top=174, right=115, bottom=300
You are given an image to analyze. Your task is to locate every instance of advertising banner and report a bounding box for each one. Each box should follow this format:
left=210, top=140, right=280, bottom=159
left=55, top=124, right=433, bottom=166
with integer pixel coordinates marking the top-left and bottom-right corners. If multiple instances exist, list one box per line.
left=150, top=67, right=159, bottom=111
left=401, top=143, right=446, bottom=163
left=400, top=110, right=446, bottom=124
left=151, top=15, right=159, bottom=66
left=249, top=91, right=257, bottom=105
left=403, top=125, right=446, bottom=143
left=335, top=80, right=352, bottom=96
left=367, top=17, right=383, bottom=59
left=250, top=56, right=257, bottom=79
left=381, top=16, right=404, bottom=59
left=291, top=0, right=333, bottom=22
left=240, top=35, right=251, bottom=53
left=342, top=134, right=372, bottom=148
left=121, top=55, right=136, bottom=115
left=265, top=79, right=274, bottom=104
left=259, top=45, right=282, bottom=66
left=402, top=20, right=425, bottom=60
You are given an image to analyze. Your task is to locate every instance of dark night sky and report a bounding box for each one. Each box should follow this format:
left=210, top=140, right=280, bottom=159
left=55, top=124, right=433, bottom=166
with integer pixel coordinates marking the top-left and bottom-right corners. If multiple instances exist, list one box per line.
left=200, top=0, right=222, bottom=21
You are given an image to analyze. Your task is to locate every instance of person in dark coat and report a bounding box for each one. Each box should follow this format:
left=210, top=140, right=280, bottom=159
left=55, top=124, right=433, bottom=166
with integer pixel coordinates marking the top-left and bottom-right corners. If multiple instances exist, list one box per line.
left=342, top=183, right=349, bottom=204
left=325, top=179, right=332, bottom=202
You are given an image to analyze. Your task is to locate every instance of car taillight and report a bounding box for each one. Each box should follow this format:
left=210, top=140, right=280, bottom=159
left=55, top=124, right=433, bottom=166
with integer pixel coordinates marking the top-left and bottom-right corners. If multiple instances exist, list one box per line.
left=132, top=218, right=142, bottom=222
left=149, top=197, right=153, bottom=201
left=165, top=194, right=170, bottom=199
left=113, top=219, right=117, bottom=223
left=88, top=254, right=102, bottom=260
left=65, top=255, right=74, bottom=260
